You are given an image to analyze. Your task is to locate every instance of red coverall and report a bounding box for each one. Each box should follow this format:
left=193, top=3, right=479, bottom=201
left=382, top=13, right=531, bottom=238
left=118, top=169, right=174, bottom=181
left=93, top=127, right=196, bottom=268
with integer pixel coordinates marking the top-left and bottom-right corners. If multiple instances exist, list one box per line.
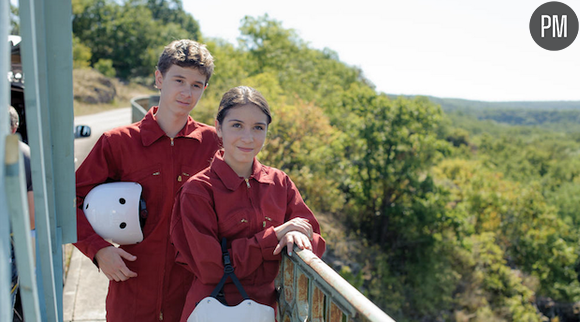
left=74, top=107, right=220, bottom=322
left=171, top=151, right=326, bottom=322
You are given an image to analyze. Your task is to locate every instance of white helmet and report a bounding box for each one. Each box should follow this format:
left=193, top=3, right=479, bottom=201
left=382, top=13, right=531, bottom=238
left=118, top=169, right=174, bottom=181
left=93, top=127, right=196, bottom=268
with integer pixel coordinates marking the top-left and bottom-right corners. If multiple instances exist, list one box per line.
left=83, top=182, right=146, bottom=245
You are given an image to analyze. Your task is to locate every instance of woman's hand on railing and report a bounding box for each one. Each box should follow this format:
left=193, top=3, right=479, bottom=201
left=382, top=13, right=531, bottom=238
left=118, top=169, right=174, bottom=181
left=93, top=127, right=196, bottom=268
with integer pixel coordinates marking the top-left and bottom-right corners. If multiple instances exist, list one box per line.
left=273, top=217, right=313, bottom=241
left=273, top=231, right=312, bottom=256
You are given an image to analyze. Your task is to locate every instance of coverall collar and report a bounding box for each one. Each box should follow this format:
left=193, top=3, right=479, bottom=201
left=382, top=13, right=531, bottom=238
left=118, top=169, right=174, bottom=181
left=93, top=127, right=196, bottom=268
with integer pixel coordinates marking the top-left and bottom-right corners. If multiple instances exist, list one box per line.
left=141, top=106, right=203, bottom=146
left=211, top=150, right=274, bottom=191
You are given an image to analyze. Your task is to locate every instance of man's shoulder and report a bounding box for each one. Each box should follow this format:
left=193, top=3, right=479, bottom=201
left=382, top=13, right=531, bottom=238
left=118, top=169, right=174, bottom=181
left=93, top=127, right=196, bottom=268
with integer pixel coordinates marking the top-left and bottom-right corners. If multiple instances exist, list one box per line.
left=192, top=120, right=217, bottom=135
left=18, top=140, right=31, bottom=156
left=100, top=121, right=144, bottom=143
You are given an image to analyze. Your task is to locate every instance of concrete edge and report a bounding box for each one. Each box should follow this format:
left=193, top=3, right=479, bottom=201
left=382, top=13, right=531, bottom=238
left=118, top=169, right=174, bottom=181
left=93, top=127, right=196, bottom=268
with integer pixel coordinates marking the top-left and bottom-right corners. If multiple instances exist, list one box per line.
left=62, top=246, right=82, bottom=322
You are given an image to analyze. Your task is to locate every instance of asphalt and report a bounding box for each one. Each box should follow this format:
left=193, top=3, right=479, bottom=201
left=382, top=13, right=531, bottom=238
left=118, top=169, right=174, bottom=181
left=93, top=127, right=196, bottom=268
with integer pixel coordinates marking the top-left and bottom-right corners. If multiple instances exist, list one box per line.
left=63, top=244, right=108, bottom=322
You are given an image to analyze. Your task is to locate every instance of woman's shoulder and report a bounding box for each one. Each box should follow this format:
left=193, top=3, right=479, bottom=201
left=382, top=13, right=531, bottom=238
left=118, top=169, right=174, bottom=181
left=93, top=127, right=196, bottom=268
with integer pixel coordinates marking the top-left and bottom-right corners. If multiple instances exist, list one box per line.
left=180, top=167, right=214, bottom=197
left=258, top=163, right=293, bottom=185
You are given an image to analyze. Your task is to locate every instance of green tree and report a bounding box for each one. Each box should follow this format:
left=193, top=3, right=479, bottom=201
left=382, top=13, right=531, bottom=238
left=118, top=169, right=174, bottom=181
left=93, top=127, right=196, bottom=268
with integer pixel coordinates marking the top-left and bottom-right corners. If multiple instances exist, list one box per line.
left=72, top=35, right=92, bottom=68
left=10, top=3, right=19, bottom=35
left=146, top=0, right=201, bottom=40
left=73, top=0, right=202, bottom=79
left=238, top=15, right=366, bottom=103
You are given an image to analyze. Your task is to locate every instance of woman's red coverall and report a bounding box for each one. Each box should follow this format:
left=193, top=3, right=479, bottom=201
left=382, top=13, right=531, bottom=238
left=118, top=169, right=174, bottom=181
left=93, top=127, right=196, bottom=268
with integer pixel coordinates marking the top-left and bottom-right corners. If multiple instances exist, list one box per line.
left=171, top=151, right=326, bottom=322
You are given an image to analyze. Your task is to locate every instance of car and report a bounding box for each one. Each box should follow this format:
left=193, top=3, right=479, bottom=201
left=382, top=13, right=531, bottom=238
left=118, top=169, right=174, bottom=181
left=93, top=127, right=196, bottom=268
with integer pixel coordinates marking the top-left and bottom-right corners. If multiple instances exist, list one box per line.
left=9, top=35, right=90, bottom=143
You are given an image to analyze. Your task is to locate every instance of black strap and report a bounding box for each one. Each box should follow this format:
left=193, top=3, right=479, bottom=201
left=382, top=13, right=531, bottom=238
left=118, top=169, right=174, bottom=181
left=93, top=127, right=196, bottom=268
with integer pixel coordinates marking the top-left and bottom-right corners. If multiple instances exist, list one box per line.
left=210, top=238, right=250, bottom=305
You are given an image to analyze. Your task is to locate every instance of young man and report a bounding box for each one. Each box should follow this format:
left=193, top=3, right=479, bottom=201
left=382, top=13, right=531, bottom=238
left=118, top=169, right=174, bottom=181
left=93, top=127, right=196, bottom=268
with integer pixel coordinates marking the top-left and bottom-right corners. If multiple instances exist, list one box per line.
left=74, top=39, right=220, bottom=321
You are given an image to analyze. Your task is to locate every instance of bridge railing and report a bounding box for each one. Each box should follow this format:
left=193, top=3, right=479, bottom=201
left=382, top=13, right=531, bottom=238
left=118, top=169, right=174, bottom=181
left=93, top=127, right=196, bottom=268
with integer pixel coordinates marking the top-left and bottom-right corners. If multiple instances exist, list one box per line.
left=130, top=95, right=159, bottom=123
left=276, top=246, right=395, bottom=322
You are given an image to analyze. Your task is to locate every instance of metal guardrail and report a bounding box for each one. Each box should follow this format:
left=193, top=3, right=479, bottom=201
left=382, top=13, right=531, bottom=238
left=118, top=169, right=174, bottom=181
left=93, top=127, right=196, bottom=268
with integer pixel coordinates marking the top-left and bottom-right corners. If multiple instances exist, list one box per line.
left=130, top=95, right=159, bottom=123
left=276, top=246, right=395, bottom=322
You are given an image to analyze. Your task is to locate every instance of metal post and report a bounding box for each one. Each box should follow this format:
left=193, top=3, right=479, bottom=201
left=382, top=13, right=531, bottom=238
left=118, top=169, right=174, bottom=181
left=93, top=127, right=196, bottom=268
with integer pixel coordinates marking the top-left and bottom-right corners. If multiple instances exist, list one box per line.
left=1, top=0, right=12, bottom=319
left=45, top=0, right=75, bottom=246
left=5, top=134, right=41, bottom=322
left=43, top=2, right=75, bottom=319
left=18, top=0, right=60, bottom=320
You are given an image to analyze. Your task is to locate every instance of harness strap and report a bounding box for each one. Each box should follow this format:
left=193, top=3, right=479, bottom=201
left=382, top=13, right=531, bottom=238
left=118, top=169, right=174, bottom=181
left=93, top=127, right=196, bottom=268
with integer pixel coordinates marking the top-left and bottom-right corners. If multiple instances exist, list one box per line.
left=210, top=238, right=250, bottom=305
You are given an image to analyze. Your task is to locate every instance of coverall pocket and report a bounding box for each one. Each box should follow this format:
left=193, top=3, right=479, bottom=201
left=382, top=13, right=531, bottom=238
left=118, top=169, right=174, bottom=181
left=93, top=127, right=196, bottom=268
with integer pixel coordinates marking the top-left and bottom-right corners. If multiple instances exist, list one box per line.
left=218, top=209, right=254, bottom=239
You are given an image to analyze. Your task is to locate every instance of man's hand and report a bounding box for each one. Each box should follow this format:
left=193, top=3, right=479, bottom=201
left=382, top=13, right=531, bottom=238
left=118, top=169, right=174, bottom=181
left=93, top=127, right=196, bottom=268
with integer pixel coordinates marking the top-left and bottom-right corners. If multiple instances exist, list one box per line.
left=94, top=246, right=138, bottom=282
left=273, top=231, right=312, bottom=256
left=273, top=218, right=313, bottom=241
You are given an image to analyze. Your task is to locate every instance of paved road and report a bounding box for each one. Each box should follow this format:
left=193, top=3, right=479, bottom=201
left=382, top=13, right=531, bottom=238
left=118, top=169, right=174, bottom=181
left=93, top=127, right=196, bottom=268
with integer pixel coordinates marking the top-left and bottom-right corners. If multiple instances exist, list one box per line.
left=73, top=108, right=131, bottom=170
left=64, top=107, right=132, bottom=322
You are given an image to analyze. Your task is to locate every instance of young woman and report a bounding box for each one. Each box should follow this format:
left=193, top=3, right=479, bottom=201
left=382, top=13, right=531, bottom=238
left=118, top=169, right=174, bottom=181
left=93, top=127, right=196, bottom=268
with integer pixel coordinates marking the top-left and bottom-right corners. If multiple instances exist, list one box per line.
left=171, top=86, right=326, bottom=321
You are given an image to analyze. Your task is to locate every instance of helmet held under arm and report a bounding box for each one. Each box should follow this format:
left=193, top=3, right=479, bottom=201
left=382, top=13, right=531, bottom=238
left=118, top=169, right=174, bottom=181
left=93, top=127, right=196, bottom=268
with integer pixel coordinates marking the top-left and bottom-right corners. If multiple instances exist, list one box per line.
left=83, top=182, right=148, bottom=245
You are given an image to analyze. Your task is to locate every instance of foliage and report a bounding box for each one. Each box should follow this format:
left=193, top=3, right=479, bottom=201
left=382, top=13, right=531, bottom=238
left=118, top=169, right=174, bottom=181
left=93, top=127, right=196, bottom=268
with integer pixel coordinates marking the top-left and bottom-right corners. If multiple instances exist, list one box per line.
left=72, top=0, right=201, bottom=79
left=72, top=35, right=92, bottom=68
left=10, top=3, right=19, bottom=35
left=94, top=59, right=116, bottom=78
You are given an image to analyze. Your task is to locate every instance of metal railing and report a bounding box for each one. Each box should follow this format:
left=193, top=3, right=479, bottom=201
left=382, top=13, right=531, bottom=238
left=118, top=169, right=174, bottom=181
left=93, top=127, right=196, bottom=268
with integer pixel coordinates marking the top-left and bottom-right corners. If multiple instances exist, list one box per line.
left=130, top=95, right=159, bottom=123
left=276, top=243, right=395, bottom=322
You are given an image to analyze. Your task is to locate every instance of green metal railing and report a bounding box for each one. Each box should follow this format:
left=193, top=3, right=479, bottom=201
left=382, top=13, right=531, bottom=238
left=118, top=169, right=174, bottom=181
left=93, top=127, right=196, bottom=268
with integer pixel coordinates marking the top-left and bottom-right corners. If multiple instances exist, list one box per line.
left=130, top=95, right=159, bottom=123
left=277, top=247, right=395, bottom=322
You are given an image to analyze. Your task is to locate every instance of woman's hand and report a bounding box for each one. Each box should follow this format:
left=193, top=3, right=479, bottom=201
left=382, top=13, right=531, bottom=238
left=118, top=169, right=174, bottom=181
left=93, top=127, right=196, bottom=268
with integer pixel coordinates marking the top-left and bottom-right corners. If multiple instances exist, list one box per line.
left=273, top=218, right=313, bottom=241
left=273, top=231, right=312, bottom=256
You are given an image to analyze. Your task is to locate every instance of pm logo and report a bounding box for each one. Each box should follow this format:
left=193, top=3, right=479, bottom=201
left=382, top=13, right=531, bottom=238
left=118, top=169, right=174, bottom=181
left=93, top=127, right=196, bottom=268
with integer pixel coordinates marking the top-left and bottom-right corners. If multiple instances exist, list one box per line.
left=530, top=1, right=578, bottom=50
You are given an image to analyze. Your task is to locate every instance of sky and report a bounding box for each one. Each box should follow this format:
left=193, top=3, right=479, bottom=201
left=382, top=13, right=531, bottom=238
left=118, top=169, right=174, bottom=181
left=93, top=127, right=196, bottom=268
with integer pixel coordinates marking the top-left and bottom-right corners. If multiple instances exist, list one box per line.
left=184, top=0, right=579, bottom=102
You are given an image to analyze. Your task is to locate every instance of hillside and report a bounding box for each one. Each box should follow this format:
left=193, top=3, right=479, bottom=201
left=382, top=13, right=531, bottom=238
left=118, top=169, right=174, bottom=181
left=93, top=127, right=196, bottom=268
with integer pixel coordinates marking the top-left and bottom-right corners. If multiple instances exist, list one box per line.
left=73, top=68, right=157, bottom=116
left=388, top=94, right=580, bottom=111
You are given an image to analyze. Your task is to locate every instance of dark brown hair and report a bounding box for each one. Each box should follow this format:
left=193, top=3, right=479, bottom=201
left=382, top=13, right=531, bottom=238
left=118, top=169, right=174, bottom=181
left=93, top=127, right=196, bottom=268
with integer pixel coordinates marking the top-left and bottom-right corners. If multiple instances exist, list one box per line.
left=156, top=39, right=214, bottom=85
left=216, top=86, right=272, bottom=125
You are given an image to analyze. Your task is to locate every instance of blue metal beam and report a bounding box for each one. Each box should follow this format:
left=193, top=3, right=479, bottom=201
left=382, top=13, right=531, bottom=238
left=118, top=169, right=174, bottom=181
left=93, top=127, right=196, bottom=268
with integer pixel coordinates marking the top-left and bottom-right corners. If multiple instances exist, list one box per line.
left=45, top=0, right=75, bottom=246
left=5, top=134, right=41, bottom=322
left=18, top=0, right=60, bottom=320
left=1, top=0, right=13, bottom=319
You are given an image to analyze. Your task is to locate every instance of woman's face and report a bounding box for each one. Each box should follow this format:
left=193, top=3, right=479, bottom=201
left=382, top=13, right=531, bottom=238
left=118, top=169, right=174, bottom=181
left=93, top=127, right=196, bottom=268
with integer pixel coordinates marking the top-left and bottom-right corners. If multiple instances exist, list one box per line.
left=216, top=103, right=269, bottom=177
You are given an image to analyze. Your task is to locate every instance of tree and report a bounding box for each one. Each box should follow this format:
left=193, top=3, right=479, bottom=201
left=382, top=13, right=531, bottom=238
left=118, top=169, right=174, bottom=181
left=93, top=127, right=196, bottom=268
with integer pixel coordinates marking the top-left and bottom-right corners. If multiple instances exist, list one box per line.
left=146, top=0, right=201, bottom=40
left=10, top=3, right=19, bottom=35
left=72, top=0, right=203, bottom=79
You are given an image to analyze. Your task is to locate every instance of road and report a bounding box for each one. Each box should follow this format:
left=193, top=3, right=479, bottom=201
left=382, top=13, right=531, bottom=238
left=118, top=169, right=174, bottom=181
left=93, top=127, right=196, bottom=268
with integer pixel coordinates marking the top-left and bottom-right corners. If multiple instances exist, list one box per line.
left=73, top=108, right=132, bottom=170
left=64, top=107, right=132, bottom=322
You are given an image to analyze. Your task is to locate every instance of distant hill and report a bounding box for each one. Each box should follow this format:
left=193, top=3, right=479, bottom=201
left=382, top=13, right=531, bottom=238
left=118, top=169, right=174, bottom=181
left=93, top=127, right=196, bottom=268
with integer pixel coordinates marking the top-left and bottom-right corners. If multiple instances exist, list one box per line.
left=386, top=94, right=580, bottom=112
left=386, top=94, right=580, bottom=130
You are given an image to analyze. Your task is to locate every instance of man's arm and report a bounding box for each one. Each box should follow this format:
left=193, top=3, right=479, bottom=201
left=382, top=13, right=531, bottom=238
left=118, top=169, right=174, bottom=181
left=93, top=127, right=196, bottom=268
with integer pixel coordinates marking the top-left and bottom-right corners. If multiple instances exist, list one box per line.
left=74, top=133, right=137, bottom=281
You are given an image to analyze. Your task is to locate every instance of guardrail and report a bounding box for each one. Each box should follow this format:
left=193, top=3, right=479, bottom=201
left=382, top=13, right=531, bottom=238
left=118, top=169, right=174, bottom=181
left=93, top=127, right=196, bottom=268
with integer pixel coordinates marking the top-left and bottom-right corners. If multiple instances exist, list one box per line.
left=130, top=95, right=159, bottom=123
left=277, top=247, right=395, bottom=322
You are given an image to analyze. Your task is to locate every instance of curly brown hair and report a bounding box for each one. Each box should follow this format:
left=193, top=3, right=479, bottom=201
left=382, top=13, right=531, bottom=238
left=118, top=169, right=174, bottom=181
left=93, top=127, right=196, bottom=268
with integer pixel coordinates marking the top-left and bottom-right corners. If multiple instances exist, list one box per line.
left=156, top=39, right=214, bottom=85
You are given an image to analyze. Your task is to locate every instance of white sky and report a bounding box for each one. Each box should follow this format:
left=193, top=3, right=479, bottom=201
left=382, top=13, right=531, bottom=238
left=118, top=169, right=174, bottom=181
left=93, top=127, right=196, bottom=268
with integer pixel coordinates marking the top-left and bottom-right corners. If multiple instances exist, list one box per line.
left=184, top=0, right=579, bottom=102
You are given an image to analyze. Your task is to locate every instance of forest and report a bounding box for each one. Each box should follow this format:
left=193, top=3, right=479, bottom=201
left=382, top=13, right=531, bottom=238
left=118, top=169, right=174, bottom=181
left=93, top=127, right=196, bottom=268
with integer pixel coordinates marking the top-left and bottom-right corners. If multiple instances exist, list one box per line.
left=11, top=1, right=580, bottom=321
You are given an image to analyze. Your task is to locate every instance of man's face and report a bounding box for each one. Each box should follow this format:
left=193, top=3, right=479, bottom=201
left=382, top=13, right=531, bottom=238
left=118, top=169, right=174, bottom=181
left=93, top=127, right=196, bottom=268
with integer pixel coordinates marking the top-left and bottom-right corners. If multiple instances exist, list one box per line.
left=155, top=65, right=207, bottom=118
